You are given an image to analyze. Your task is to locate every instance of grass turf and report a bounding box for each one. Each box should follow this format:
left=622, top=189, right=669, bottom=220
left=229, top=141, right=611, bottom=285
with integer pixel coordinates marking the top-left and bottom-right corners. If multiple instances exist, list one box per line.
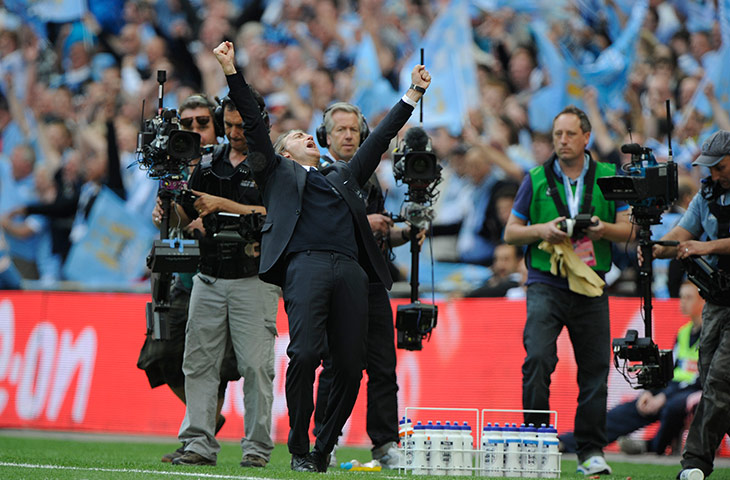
left=0, top=432, right=694, bottom=479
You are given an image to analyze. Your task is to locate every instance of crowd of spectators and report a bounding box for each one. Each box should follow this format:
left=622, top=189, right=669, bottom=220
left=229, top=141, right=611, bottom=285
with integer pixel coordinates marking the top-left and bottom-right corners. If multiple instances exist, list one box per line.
left=0, top=0, right=724, bottom=296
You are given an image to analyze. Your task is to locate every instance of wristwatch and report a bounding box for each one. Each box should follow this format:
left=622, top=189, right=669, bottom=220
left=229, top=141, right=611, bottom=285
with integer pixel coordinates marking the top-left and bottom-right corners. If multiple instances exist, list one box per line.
left=409, top=84, right=426, bottom=94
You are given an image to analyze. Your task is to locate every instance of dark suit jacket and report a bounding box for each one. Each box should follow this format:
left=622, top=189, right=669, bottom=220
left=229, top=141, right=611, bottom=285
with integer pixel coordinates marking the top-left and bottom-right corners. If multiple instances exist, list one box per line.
left=226, top=72, right=414, bottom=289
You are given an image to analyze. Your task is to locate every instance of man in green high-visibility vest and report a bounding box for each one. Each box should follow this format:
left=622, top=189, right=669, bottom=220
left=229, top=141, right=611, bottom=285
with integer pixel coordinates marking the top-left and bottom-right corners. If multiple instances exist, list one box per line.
left=505, top=105, right=633, bottom=477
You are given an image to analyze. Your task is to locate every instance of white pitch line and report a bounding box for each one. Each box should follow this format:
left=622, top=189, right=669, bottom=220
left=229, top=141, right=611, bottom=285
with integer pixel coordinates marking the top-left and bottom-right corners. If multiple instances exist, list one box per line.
left=0, top=462, right=261, bottom=479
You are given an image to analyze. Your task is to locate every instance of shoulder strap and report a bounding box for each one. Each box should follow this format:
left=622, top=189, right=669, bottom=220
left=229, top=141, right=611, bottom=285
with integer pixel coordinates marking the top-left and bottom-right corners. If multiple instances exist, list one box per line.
left=581, top=157, right=597, bottom=216
left=543, top=157, right=570, bottom=218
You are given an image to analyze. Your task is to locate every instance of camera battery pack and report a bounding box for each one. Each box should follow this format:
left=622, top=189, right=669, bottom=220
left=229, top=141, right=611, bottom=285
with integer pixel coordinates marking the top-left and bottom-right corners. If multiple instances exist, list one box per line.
left=395, top=303, right=438, bottom=350
left=149, top=239, right=200, bottom=273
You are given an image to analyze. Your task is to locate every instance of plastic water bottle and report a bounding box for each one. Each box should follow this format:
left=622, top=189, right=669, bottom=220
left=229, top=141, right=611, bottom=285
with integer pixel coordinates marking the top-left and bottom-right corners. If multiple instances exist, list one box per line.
left=440, top=422, right=454, bottom=475
left=461, top=421, right=474, bottom=476
left=412, top=422, right=428, bottom=474
left=482, top=423, right=505, bottom=477
left=399, top=417, right=414, bottom=470
left=449, top=422, right=463, bottom=476
left=538, top=424, right=560, bottom=478
left=423, top=420, right=436, bottom=474
left=504, top=423, right=522, bottom=477
left=431, top=421, right=446, bottom=475
left=521, top=423, right=539, bottom=477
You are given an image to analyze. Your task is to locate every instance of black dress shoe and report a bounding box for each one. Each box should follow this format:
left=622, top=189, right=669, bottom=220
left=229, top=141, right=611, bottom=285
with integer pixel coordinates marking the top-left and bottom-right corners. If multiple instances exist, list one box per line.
left=308, top=449, right=330, bottom=473
left=291, top=453, right=317, bottom=472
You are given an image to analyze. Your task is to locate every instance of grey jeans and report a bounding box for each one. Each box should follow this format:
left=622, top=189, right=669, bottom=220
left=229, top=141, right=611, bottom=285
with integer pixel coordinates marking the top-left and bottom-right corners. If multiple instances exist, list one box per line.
left=178, top=273, right=279, bottom=461
left=681, top=302, right=730, bottom=477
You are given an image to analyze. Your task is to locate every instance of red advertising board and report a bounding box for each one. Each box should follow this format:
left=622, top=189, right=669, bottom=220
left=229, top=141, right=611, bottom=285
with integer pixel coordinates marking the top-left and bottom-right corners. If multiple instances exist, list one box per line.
left=0, top=291, right=725, bottom=455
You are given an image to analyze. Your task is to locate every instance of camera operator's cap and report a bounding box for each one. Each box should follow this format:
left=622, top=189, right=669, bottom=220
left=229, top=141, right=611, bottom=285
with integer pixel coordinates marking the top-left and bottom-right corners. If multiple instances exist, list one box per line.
left=693, top=130, right=730, bottom=167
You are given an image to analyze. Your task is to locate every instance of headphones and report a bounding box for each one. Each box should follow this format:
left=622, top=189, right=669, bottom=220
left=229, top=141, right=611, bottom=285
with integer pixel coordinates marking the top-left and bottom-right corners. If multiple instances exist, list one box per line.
left=214, top=86, right=271, bottom=135
left=179, top=94, right=225, bottom=138
left=316, top=102, right=370, bottom=148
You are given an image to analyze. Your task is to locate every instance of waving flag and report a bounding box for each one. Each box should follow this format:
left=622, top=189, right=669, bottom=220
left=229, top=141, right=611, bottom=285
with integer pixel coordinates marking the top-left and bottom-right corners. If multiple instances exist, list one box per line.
left=683, top=0, right=730, bottom=126
left=63, top=187, right=157, bottom=286
left=399, top=0, right=478, bottom=134
left=349, top=33, right=400, bottom=120
left=28, top=0, right=87, bottom=23
left=528, top=20, right=576, bottom=132
left=575, top=0, right=647, bottom=111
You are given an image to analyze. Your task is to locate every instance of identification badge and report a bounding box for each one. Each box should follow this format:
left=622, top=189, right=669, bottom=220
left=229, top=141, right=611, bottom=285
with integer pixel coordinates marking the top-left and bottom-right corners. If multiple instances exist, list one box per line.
left=572, top=236, right=597, bottom=267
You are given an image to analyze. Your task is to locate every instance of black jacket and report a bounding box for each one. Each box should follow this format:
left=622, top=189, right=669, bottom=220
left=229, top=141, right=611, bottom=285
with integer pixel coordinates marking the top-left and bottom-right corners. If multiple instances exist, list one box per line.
left=226, top=72, right=414, bottom=288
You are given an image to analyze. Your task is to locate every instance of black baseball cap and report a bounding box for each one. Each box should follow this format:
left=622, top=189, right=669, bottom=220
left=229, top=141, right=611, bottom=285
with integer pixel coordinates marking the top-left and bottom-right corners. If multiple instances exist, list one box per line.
left=693, top=130, right=730, bottom=167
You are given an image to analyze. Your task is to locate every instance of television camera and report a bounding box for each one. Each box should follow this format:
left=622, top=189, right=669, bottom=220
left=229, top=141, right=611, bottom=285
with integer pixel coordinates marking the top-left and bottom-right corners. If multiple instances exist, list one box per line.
left=392, top=127, right=442, bottom=350
left=596, top=101, right=678, bottom=389
left=134, top=70, right=202, bottom=340
left=598, top=143, right=678, bottom=226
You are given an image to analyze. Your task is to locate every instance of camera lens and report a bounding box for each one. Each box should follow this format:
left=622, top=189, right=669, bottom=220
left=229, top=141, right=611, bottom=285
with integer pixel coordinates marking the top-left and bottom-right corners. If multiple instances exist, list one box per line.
left=168, top=130, right=200, bottom=159
left=412, top=157, right=430, bottom=174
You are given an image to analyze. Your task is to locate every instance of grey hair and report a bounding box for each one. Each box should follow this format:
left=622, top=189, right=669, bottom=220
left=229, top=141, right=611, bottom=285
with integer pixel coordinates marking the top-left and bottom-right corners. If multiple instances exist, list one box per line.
left=323, top=102, right=366, bottom=136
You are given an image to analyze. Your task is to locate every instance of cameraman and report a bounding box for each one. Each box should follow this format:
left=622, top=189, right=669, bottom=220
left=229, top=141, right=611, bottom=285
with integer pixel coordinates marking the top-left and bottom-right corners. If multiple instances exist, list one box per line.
left=166, top=94, right=280, bottom=468
left=559, top=281, right=703, bottom=456
left=312, top=102, right=420, bottom=469
left=138, top=93, right=240, bottom=462
left=642, top=130, right=730, bottom=480
left=504, top=106, right=632, bottom=476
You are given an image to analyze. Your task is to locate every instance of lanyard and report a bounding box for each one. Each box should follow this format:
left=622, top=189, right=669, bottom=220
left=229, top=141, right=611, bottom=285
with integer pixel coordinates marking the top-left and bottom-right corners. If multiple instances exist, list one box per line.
left=555, top=155, right=589, bottom=217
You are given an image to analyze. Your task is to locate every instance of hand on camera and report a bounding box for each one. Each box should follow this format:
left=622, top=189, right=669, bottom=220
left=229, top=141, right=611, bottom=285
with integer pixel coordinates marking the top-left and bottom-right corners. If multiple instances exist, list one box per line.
left=368, top=213, right=394, bottom=236
left=677, top=240, right=708, bottom=259
left=152, top=197, right=163, bottom=226
left=185, top=217, right=205, bottom=236
left=541, top=217, right=569, bottom=244
left=191, top=189, right=223, bottom=217
left=636, top=243, right=660, bottom=266
left=585, top=215, right=604, bottom=241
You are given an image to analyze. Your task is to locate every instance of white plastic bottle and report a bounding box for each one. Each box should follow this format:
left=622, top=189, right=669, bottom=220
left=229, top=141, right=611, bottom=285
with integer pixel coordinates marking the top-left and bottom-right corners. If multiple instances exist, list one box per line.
left=412, top=422, right=428, bottom=475
left=441, top=422, right=455, bottom=475
left=482, top=423, right=505, bottom=477
left=538, top=424, right=560, bottom=478
left=504, top=423, right=522, bottom=477
left=461, top=421, right=474, bottom=476
left=424, top=421, right=435, bottom=474
left=431, top=421, right=446, bottom=475
left=521, top=423, right=539, bottom=477
left=399, top=417, right=414, bottom=470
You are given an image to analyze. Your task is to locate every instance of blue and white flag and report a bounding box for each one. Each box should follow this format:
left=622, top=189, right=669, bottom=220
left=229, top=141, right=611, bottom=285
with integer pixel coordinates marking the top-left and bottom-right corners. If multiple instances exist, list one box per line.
left=577, top=0, right=647, bottom=112
left=471, top=0, right=542, bottom=14
left=399, top=0, right=478, bottom=135
left=528, top=20, right=575, bottom=132
left=28, top=0, right=87, bottom=23
left=349, top=33, right=400, bottom=120
left=549, top=0, right=647, bottom=114
left=63, top=187, right=157, bottom=286
left=683, top=0, right=730, bottom=124
left=685, top=0, right=716, bottom=33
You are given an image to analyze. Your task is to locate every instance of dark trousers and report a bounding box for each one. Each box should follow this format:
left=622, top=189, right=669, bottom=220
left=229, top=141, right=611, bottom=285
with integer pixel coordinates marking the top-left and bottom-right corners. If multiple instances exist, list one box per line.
left=282, top=251, right=369, bottom=456
left=681, top=303, right=730, bottom=477
left=523, top=282, right=610, bottom=462
left=559, top=382, right=698, bottom=454
left=313, top=282, right=399, bottom=450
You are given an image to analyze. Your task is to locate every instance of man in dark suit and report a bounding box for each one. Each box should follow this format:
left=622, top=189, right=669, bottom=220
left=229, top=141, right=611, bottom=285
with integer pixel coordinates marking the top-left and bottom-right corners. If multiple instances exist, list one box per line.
left=213, top=40, right=430, bottom=473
